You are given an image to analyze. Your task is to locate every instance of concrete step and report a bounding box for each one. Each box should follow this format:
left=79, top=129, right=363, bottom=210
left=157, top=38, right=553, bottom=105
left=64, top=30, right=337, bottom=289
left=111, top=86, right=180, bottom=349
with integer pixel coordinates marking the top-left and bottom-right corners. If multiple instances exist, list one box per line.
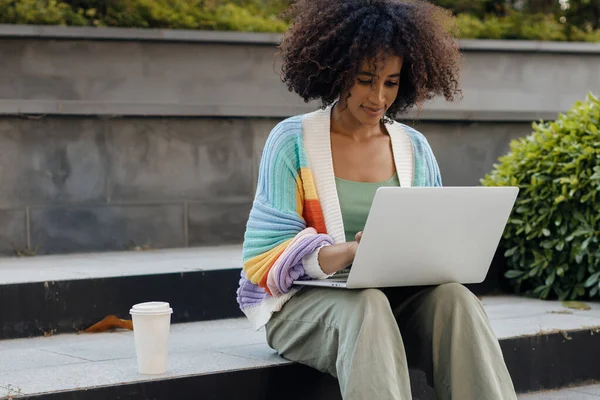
left=1, top=297, right=599, bottom=399
left=0, top=246, right=243, bottom=339
left=520, top=384, right=600, bottom=400
left=0, top=245, right=505, bottom=340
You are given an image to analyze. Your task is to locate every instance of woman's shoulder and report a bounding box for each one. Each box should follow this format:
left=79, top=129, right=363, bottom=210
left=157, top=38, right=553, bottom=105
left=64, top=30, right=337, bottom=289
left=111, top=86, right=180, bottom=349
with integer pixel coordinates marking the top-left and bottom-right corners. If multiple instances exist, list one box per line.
left=393, top=121, right=442, bottom=186
left=261, top=114, right=307, bottom=166
left=390, top=121, right=436, bottom=155
left=265, top=114, right=305, bottom=147
left=395, top=122, right=429, bottom=145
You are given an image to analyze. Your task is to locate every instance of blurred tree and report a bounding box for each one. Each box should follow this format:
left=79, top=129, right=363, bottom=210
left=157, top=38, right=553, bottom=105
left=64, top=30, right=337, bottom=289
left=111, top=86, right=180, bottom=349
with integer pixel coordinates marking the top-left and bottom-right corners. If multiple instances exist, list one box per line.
left=434, top=0, right=508, bottom=17
left=526, top=0, right=555, bottom=13
left=561, top=0, right=600, bottom=30
left=437, top=0, right=600, bottom=31
left=14, top=0, right=600, bottom=39
left=61, top=0, right=111, bottom=13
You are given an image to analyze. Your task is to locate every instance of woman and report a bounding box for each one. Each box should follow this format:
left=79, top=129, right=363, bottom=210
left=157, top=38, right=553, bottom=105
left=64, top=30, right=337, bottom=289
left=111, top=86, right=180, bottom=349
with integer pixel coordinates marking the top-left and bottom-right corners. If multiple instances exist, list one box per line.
left=236, top=0, right=518, bottom=399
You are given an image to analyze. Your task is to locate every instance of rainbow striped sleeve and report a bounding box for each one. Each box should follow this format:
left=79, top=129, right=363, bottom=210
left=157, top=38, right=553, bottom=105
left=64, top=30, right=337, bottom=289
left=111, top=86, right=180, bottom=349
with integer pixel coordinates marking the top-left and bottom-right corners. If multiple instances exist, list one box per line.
left=401, top=124, right=443, bottom=187
left=241, top=117, right=333, bottom=297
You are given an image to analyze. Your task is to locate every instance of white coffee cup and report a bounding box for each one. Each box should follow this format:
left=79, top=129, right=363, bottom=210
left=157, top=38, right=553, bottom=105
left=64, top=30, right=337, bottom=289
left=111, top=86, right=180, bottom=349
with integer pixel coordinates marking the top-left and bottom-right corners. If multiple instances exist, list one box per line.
left=130, top=301, right=173, bottom=375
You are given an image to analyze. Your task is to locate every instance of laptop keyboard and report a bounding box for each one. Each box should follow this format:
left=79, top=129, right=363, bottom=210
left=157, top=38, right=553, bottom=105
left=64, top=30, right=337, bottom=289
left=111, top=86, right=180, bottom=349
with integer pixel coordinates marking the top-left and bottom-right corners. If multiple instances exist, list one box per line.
left=327, top=273, right=349, bottom=281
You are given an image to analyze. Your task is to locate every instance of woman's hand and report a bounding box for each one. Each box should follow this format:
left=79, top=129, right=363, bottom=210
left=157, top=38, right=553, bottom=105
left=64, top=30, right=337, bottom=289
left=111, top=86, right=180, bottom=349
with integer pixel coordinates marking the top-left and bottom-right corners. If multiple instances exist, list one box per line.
left=355, top=231, right=363, bottom=243
left=317, top=231, right=363, bottom=275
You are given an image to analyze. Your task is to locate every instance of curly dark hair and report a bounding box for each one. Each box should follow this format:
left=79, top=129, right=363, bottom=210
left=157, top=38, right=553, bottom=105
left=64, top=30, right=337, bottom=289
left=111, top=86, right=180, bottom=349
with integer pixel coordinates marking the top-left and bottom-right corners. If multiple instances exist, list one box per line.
left=278, top=0, right=462, bottom=120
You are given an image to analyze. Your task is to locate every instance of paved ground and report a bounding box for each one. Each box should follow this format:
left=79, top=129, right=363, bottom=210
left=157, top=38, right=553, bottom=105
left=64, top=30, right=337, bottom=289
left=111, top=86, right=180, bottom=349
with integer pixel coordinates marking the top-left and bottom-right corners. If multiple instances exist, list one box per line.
left=520, top=384, right=600, bottom=399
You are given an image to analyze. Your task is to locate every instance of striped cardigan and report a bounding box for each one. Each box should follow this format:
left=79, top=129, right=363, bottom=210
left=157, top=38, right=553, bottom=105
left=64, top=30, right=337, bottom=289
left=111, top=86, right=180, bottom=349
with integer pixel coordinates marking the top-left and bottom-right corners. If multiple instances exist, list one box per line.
left=236, top=106, right=442, bottom=330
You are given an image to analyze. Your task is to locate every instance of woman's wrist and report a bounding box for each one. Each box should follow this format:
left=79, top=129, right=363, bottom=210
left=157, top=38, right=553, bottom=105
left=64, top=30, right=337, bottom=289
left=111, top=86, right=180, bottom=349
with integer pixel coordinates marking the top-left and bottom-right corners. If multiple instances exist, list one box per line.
left=346, top=241, right=358, bottom=262
left=317, top=241, right=358, bottom=275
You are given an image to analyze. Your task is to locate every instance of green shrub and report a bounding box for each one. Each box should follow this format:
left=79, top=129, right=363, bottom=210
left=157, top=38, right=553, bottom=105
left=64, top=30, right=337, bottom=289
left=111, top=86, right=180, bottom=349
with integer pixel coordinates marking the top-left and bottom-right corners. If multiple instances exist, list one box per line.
left=455, top=14, right=487, bottom=38
left=457, top=12, right=571, bottom=41
left=569, top=25, right=600, bottom=43
left=0, top=0, right=599, bottom=40
left=0, top=0, right=88, bottom=25
left=481, top=93, right=600, bottom=301
left=433, top=0, right=509, bottom=19
left=518, top=13, right=567, bottom=41
left=210, top=3, right=287, bottom=32
left=0, top=0, right=288, bottom=32
left=476, top=14, right=514, bottom=39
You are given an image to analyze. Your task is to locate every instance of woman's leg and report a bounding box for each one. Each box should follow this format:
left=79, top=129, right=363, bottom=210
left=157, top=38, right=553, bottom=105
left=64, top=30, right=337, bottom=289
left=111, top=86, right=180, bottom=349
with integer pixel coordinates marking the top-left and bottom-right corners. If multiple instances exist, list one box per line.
left=266, top=287, right=412, bottom=400
left=388, top=283, right=518, bottom=400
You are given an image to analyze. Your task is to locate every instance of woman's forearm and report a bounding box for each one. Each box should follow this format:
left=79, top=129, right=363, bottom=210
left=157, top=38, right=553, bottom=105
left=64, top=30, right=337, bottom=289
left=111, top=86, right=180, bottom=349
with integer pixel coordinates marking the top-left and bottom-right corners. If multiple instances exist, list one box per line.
left=317, top=242, right=358, bottom=275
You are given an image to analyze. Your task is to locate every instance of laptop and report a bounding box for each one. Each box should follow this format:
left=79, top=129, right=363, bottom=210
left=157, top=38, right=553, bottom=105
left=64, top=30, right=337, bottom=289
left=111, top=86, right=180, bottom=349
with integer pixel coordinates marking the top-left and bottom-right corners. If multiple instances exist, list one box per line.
left=293, top=186, right=519, bottom=289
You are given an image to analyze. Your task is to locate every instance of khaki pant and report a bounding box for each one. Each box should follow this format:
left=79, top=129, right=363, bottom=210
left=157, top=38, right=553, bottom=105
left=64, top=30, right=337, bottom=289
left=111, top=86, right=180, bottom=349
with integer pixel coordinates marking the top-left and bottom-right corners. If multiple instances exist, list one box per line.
left=266, top=283, right=517, bottom=400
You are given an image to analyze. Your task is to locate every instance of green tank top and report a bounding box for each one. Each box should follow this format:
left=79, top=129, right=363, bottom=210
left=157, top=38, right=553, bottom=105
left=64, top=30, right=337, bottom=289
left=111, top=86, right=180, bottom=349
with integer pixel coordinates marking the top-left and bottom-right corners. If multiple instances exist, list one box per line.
left=335, top=173, right=401, bottom=242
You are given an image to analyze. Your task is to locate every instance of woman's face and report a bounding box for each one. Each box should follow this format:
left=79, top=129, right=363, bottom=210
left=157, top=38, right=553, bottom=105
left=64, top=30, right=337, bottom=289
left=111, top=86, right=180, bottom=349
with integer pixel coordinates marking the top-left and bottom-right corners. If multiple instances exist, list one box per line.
left=339, top=55, right=403, bottom=126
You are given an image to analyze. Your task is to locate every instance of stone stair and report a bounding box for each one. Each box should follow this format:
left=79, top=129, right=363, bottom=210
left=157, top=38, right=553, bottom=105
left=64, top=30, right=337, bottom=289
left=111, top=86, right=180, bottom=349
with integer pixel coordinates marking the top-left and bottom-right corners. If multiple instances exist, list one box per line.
left=1, top=247, right=600, bottom=399
left=0, top=246, right=242, bottom=340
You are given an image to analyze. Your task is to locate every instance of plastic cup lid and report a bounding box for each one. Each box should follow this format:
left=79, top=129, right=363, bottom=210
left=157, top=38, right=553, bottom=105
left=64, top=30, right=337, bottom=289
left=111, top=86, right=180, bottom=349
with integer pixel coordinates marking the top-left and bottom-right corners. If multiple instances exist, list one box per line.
left=130, top=301, right=173, bottom=315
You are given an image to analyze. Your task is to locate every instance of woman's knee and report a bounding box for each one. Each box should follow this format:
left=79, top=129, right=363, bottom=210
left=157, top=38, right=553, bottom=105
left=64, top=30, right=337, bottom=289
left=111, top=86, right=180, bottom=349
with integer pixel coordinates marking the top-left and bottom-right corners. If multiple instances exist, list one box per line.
left=347, top=289, right=394, bottom=325
left=430, top=283, right=481, bottom=310
left=356, top=288, right=390, bottom=309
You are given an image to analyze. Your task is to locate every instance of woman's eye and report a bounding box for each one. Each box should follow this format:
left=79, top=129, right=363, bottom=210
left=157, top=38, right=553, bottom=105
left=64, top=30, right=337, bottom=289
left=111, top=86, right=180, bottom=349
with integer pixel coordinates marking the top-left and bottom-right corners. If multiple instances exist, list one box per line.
left=386, top=81, right=399, bottom=87
left=357, top=79, right=373, bottom=85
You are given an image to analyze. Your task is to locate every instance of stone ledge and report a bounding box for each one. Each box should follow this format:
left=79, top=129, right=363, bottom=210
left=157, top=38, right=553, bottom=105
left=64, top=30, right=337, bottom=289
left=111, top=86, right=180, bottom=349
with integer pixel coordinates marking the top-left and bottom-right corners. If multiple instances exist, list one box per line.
left=458, top=38, right=600, bottom=54
left=0, top=24, right=282, bottom=45
left=0, top=245, right=243, bottom=285
left=0, top=24, right=599, bottom=54
left=0, top=99, right=560, bottom=121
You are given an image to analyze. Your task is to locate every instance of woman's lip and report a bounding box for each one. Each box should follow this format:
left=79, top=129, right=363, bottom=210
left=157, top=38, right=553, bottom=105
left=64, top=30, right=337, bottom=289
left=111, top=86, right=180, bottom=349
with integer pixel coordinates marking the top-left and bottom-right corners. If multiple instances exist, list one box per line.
left=362, top=106, right=384, bottom=117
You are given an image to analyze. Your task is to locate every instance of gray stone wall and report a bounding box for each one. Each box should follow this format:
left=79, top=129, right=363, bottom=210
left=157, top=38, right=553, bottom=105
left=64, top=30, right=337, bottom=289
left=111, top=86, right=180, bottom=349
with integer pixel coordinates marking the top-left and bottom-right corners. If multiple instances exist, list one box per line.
left=0, top=117, right=270, bottom=255
left=0, top=116, right=531, bottom=255
left=0, top=26, right=598, bottom=255
left=1, top=30, right=599, bottom=120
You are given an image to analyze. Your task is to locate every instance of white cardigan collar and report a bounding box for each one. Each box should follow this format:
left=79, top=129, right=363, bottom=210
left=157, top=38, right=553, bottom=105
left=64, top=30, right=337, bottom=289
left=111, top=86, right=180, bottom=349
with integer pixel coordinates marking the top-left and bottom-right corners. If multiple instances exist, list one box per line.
left=302, top=106, right=414, bottom=244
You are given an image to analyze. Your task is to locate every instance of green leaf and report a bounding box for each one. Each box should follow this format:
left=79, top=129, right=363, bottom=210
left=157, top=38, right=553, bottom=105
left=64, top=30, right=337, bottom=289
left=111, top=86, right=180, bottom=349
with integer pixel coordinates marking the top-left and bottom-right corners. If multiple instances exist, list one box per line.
left=570, top=227, right=593, bottom=239
left=533, top=285, right=546, bottom=294
left=581, top=192, right=592, bottom=203
left=541, top=287, right=551, bottom=299
left=581, top=236, right=592, bottom=252
left=504, top=247, right=518, bottom=257
left=541, top=240, right=555, bottom=249
left=559, top=224, right=568, bottom=236
left=542, top=228, right=551, bottom=237
left=505, top=270, right=524, bottom=279
left=584, top=271, right=600, bottom=288
left=573, top=211, right=589, bottom=226
left=562, top=301, right=591, bottom=311
left=567, top=230, right=593, bottom=244
left=555, top=195, right=567, bottom=204
left=555, top=214, right=563, bottom=226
